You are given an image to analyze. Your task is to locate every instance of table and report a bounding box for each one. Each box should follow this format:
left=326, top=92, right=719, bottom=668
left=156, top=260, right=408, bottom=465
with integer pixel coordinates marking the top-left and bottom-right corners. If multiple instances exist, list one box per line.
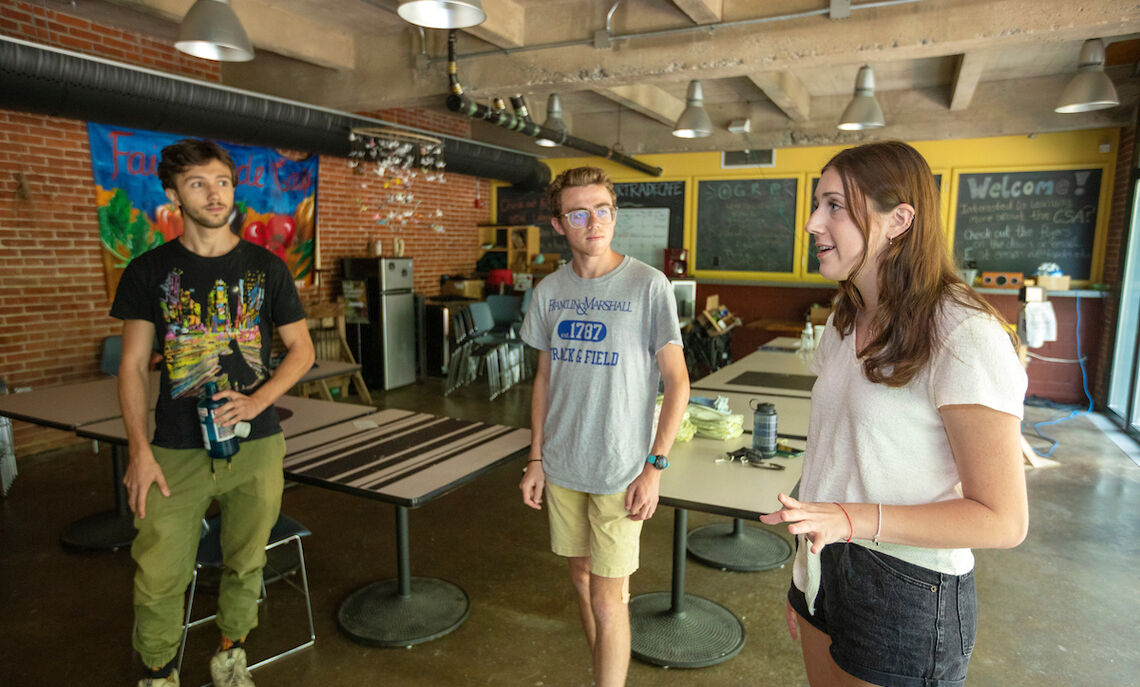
left=281, top=408, right=531, bottom=647
left=691, top=345, right=815, bottom=399
left=630, top=435, right=803, bottom=668
left=0, top=374, right=153, bottom=550
left=686, top=342, right=814, bottom=571
left=20, top=385, right=375, bottom=551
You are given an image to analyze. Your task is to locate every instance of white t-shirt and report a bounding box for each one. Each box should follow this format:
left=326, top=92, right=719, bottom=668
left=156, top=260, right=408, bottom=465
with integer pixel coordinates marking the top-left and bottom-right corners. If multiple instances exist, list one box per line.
left=519, top=256, right=683, bottom=494
left=793, top=298, right=1027, bottom=613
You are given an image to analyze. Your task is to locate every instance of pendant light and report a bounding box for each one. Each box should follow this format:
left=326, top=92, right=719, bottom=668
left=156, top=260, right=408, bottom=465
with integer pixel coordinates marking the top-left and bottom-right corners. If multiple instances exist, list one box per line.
left=174, top=0, right=254, bottom=62
left=672, top=80, right=712, bottom=138
left=535, top=94, right=567, bottom=148
left=1055, top=39, right=1119, bottom=114
left=397, top=0, right=487, bottom=29
left=837, top=65, right=884, bottom=131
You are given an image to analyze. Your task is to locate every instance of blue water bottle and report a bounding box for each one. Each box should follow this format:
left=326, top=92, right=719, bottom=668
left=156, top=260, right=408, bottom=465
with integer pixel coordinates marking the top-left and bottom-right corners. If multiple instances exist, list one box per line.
left=751, top=400, right=778, bottom=458
left=198, top=381, right=239, bottom=460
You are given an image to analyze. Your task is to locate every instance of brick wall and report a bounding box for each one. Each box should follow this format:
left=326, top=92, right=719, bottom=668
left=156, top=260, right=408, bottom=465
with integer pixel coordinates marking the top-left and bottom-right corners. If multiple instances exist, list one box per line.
left=0, top=3, right=491, bottom=456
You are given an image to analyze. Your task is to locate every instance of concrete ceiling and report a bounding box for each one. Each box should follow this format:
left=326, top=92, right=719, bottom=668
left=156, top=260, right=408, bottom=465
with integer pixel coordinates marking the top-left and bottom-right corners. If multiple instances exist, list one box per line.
left=26, top=0, right=1140, bottom=160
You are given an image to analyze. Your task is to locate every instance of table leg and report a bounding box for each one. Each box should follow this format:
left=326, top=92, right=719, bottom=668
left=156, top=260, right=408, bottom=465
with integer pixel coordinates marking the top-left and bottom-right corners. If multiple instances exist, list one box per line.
left=59, top=444, right=137, bottom=552
left=629, top=509, right=746, bottom=667
left=686, top=517, right=792, bottom=572
left=337, top=505, right=470, bottom=647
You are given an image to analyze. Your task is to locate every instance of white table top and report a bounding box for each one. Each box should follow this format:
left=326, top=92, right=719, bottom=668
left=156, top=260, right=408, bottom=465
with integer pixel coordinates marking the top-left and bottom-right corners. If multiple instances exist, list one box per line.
left=662, top=435, right=803, bottom=518
left=688, top=390, right=811, bottom=438
left=282, top=409, right=532, bottom=507
left=73, top=394, right=376, bottom=443
left=0, top=373, right=158, bottom=431
left=691, top=343, right=815, bottom=398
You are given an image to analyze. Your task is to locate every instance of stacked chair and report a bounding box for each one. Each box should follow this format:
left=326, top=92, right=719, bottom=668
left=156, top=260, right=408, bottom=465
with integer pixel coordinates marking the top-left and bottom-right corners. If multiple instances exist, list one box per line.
left=444, top=296, right=531, bottom=399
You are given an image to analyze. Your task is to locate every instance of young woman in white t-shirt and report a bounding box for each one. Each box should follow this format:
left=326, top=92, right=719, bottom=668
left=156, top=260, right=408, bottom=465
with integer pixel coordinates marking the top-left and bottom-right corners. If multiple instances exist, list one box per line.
left=761, top=141, right=1028, bottom=687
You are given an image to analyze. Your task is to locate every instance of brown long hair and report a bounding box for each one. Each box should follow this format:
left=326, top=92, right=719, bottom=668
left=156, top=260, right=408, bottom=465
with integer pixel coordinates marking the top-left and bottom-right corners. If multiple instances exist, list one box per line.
left=826, top=141, right=1016, bottom=386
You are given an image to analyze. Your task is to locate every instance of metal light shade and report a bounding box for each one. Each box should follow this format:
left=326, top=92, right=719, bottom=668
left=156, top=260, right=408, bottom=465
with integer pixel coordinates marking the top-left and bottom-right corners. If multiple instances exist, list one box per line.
left=838, top=65, right=885, bottom=131
left=397, top=0, right=486, bottom=29
left=175, top=0, right=254, bottom=62
left=536, top=94, right=567, bottom=147
left=672, top=80, right=712, bottom=138
left=1055, top=39, right=1119, bottom=113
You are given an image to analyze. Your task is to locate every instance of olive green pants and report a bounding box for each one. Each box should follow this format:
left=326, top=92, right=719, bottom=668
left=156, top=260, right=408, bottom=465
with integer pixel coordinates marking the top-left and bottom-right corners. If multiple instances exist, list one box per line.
left=131, top=434, right=285, bottom=669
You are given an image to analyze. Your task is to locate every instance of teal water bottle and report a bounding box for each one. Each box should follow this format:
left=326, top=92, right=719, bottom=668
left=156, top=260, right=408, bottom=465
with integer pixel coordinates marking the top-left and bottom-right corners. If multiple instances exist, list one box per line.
left=198, top=381, right=239, bottom=460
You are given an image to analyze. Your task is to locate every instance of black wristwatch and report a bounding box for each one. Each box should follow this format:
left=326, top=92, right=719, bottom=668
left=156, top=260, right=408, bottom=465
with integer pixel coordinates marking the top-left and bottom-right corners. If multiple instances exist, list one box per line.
left=646, top=454, right=669, bottom=470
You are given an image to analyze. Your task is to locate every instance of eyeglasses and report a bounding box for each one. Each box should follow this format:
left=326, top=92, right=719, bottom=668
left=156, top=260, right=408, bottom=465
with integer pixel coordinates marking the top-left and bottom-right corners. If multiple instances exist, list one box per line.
left=559, top=205, right=617, bottom=229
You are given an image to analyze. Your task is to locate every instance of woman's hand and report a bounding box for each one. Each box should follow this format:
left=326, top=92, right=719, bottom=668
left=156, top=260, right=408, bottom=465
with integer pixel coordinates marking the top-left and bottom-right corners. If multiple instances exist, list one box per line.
left=759, top=493, right=852, bottom=554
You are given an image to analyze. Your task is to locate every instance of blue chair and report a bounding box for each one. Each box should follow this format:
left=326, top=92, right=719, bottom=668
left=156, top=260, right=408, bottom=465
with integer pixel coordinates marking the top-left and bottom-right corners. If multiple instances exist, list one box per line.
left=177, top=513, right=315, bottom=677
left=100, top=335, right=122, bottom=376
left=445, top=302, right=530, bottom=399
left=484, top=295, right=522, bottom=334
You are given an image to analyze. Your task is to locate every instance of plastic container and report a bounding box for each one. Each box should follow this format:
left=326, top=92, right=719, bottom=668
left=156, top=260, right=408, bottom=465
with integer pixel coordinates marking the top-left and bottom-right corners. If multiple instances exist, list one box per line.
left=198, top=382, right=244, bottom=459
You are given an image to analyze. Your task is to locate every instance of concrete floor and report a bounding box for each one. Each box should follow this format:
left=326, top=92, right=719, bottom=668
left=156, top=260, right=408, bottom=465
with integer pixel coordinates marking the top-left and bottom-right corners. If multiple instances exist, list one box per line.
left=2, top=377, right=1138, bottom=686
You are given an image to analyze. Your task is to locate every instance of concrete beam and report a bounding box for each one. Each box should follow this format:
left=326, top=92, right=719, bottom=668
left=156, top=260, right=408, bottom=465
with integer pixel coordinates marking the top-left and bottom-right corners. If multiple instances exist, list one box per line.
left=223, top=0, right=1140, bottom=112
left=107, top=0, right=355, bottom=70
left=592, top=84, right=684, bottom=126
left=671, top=0, right=722, bottom=25
left=464, top=0, right=525, bottom=48
left=949, top=52, right=987, bottom=111
left=748, top=71, right=811, bottom=122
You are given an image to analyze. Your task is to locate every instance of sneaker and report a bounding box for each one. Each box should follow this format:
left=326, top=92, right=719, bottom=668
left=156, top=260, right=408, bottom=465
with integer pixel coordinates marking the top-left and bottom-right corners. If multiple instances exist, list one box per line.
left=208, top=647, right=255, bottom=687
left=137, top=669, right=179, bottom=687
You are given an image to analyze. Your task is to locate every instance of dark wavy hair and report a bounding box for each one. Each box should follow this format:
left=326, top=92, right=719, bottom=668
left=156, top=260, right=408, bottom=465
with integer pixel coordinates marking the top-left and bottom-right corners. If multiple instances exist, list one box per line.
left=826, top=141, right=1016, bottom=386
left=546, top=166, right=617, bottom=216
left=157, top=139, right=236, bottom=190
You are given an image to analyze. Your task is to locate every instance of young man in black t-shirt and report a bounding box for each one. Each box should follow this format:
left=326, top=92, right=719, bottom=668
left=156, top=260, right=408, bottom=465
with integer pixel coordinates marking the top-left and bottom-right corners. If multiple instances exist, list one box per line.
left=110, top=139, right=314, bottom=687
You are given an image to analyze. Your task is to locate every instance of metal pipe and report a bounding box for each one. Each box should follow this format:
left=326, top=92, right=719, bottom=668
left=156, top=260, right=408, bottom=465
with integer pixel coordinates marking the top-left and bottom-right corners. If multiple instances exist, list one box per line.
left=445, top=31, right=662, bottom=176
left=430, top=0, right=923, bottom=63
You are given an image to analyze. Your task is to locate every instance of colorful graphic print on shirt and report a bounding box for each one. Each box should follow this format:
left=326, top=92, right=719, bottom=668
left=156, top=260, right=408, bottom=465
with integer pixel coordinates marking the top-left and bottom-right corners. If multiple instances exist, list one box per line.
left=158, top=267, right=269, bottom=399
left=547, top=295, right=632, bottom=368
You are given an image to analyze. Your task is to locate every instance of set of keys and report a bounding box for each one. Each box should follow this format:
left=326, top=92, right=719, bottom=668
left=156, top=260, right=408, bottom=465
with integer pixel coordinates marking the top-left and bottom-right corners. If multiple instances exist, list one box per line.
left=723, top=446, right=787, bottom=470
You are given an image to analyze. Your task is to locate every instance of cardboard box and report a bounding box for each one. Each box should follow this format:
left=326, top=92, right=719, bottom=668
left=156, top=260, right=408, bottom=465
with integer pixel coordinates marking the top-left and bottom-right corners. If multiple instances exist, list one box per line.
left=1034, top=274, right=1071, bottom=291
left=439, top=279, right=484, bottom=299
left=809, top=304, right=832, bottom=326
left=697, top=295, right=741, bottom=336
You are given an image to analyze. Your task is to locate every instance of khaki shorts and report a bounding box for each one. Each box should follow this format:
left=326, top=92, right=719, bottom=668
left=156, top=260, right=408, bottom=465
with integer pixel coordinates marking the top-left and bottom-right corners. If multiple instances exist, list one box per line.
left=545, top=481, right=643, bottom=578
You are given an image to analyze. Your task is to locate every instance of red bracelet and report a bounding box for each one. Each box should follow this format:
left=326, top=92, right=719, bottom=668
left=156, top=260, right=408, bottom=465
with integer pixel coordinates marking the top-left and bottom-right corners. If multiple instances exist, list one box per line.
left=834, top=502, right=853, bottom=543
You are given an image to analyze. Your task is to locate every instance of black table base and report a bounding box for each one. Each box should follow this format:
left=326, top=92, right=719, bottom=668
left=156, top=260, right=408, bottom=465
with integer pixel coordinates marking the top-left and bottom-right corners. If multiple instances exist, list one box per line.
left=686, top=519, right=792, bottom=572
left=338, top=577, right=470, bottom=647
left=59, top=446, right=136, bottom=551
left=337, top=505, right=470, bottom=647
left=629, top=509, right=746, bottom=668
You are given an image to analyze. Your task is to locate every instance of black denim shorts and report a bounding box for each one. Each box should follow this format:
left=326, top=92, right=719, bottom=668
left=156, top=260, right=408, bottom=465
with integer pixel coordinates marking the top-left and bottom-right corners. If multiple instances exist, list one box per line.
left=787, top=543, right=977, bottom=687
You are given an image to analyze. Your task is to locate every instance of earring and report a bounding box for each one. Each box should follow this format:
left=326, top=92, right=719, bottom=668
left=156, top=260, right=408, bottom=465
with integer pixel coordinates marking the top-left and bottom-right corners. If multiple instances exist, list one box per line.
left=888, top=235, right=896, bottom=247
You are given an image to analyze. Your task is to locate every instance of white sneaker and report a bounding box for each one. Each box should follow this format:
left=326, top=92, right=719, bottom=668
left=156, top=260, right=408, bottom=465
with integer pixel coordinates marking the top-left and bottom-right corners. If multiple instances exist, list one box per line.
left=208, top=647, right=255, bottom=687
left=137, top=668, right=179, bottom=686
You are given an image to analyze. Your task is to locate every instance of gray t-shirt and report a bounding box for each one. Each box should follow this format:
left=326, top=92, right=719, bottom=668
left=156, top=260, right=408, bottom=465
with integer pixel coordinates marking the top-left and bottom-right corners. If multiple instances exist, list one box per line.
left=520, top=256, right=683, bottom=494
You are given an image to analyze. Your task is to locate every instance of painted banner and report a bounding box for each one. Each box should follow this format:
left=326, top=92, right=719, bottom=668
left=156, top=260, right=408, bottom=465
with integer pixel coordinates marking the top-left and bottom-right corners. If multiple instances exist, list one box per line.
left=87, top=123, right=318, bottom=298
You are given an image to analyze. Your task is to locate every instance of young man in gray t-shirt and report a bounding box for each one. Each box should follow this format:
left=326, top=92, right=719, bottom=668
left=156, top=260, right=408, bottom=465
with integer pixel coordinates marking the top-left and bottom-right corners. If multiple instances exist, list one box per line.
left=519, top=166, right=689, bottom=687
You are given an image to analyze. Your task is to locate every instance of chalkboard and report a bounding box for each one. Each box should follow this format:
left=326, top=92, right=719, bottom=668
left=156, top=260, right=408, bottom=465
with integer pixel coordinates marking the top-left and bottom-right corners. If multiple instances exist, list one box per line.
left=953, top=169, right=1101, bottom=279
left=495, top=180, right=687, bottom=262
left=695, top=178, right=798, bottom=272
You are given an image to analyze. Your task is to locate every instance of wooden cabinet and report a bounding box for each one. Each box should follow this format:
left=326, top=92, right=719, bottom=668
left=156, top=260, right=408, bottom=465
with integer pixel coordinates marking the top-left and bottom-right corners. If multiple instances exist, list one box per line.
left=478, top=225, right=539, bottom=273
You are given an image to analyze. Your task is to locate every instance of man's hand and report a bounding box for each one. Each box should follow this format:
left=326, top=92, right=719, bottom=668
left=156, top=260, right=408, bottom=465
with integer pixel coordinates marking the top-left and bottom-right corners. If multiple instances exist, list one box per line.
left=209, top=389, right=267, bottom=427
left=123, top=447, right=169, bottom=519
left=519, top=460, right=545, bottom=510
left=625, top=466, right=661, bottom=521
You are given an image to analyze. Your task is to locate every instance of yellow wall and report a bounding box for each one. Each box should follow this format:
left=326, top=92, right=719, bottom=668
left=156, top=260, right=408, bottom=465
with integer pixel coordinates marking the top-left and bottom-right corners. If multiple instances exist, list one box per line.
left=498, top=129, right=1119, bottom=284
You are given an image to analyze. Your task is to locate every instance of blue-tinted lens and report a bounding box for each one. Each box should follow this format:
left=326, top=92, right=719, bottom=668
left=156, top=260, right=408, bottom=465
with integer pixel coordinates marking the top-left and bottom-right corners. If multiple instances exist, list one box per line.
left=566, top=210, right=590, bottom=227
left=596, top=207, right=613, bottom=222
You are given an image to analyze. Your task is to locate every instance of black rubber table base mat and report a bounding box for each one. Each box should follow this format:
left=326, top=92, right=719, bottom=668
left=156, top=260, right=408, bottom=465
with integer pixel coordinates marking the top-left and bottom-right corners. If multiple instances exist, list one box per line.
left=629, top=592, right=746, bottom=668
left=727, top=370, right=816, bottom=391
left=686, top=523, right=793, bottom=572
left=193, top=546, right=302, bottom=592
left=337, top=577, right=470, bottom=647
left=59, top=511, right=137, bottom=552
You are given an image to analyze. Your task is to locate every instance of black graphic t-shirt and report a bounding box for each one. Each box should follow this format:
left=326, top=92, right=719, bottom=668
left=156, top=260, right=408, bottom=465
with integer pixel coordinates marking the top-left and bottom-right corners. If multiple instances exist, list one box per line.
left=111, top=239, right=307, bottom=449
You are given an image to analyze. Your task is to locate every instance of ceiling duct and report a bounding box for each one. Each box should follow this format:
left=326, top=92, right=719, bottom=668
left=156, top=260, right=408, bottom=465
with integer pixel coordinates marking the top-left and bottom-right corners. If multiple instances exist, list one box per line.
left=0, top=36, right=551, bottom=191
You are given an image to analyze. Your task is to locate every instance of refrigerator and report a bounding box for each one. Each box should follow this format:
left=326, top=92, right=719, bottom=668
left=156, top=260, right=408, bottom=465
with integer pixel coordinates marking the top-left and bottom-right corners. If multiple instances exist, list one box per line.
left=342, top=257, right=416, bottom=390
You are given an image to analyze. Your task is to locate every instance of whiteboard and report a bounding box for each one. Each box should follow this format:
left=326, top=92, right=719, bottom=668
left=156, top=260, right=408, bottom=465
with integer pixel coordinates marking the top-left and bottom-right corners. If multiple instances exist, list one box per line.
left=612, top=207, right=669, bottom=269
